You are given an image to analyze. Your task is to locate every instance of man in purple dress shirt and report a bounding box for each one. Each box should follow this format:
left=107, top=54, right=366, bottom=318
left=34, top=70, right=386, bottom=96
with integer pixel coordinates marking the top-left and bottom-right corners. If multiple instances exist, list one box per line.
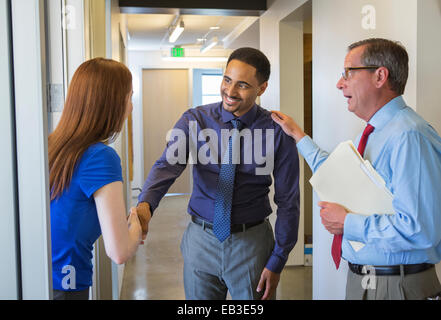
left=136, top=48, right=300, bottom=300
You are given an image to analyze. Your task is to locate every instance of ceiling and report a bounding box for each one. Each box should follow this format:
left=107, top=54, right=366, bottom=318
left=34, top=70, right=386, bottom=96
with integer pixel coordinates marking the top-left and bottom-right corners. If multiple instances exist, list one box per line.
left=127, top=13, right=259, bottom=52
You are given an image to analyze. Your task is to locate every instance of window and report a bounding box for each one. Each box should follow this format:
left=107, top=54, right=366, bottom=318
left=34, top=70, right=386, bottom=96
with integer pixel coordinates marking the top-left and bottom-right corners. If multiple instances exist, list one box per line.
left=201, top=74, right=223, bottom=105
left=193, top=69, right=223, bottom=107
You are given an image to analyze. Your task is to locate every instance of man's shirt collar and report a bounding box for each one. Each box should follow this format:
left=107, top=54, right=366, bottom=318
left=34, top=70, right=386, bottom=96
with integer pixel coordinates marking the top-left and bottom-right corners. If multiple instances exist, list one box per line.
left=220, top=102, right=258, bottom=128
left=368, top=95, right=407, bottom=130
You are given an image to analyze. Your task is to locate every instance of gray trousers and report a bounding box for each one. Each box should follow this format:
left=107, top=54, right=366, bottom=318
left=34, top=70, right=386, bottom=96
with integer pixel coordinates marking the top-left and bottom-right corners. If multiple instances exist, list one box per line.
left=346, top=264, right=441, bottom=300
left=180, top=219, right=275, bottom=300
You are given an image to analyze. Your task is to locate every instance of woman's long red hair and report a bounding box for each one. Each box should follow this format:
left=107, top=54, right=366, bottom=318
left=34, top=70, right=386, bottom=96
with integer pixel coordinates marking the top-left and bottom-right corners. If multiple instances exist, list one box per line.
left=49, top=58, right=132, bottom=200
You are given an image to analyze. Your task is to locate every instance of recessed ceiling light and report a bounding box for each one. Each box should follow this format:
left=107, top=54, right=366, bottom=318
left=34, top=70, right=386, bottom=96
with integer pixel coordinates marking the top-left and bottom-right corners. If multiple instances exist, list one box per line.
left=210, top=26, right=220, bottom=30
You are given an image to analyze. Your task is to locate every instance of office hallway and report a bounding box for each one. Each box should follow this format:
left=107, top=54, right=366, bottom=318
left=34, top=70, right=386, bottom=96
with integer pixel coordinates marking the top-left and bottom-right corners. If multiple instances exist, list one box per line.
left=120, top=195, right=312, bottom=300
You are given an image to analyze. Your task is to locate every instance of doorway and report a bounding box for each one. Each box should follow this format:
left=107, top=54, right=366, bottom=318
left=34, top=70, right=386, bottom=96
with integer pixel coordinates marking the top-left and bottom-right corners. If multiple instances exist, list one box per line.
left=279, top=0, right=313, bottom=266
left=303, top=15, right=313, bottom=262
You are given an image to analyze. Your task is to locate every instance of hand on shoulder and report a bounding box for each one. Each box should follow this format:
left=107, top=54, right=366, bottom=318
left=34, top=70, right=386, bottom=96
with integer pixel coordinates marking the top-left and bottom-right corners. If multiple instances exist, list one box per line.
left=271, top=110, right=306, bottom=143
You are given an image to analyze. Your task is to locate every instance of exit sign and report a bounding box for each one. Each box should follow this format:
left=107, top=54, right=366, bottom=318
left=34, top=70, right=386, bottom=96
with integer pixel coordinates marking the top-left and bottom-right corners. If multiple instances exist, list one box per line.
left=171, top=47, right=185, bottom=57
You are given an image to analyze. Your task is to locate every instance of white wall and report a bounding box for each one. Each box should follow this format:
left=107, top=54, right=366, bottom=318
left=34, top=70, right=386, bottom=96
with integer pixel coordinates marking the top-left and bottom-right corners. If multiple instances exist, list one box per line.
left=417, top=0, right=441, bottom=133
left=227, top=19, right=260, bottom=50
left=128, top=49, right=231, bottom=191
left=47, top=0, right=86, bottom=132
left=46, top=0, right=65, bottom=133
left=259, top=0, right=309, bottom=110
left=65, top=0, right=86, bottom=83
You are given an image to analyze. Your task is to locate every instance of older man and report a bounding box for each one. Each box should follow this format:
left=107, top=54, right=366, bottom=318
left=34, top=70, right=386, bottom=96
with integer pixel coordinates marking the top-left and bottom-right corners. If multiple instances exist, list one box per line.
left=272, top=38, right=441, bottom=300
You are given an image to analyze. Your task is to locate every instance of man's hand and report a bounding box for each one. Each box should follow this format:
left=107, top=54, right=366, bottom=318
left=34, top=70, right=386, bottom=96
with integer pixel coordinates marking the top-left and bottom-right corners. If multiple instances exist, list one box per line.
left=271, top=110, right=306, bottom=143
left=136, top=202, right=152, bottom=242
left=318, top=202, right=348, bottom=235
left=257, top=268, right=280, bottom=300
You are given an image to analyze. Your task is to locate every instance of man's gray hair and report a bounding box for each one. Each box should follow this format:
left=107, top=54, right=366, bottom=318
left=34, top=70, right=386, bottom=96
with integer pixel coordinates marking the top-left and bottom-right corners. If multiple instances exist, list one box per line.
left=349, top=38, right=409, bottom=95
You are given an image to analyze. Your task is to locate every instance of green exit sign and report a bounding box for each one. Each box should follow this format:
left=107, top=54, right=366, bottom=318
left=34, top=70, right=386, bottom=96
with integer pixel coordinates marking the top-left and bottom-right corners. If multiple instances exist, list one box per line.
left=171, top=47, right=185, bottom=57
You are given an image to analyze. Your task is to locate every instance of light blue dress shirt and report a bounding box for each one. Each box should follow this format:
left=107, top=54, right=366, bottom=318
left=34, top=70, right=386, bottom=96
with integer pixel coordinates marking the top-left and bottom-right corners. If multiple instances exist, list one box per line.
left=297, top=96, right=441, bottom=266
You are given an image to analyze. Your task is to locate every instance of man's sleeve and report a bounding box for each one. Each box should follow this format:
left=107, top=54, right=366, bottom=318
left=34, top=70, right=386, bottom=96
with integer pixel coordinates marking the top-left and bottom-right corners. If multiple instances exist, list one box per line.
left=266, top=129, right=300, bottom=273
left=137, top=111, right=191, bottom=213
left=344, top=131, right=441, bottom=252
left=296, top=135, right=330, bottom=173
left=265, top=134, right=329, bottom=272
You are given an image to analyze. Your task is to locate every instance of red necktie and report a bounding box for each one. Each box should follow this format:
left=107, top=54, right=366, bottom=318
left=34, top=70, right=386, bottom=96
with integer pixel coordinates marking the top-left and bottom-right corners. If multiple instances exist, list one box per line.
left=331, top=124, right=375, bottom=269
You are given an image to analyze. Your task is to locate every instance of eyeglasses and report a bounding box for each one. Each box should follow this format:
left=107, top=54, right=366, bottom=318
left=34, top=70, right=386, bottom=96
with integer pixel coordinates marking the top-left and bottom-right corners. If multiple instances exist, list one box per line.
left=341, top=66, right=379, bottom=80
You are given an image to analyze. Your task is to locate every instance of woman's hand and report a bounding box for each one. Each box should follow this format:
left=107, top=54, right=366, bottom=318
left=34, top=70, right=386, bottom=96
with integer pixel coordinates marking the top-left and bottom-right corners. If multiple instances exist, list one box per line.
left=127, top=207, right=143, bottom=244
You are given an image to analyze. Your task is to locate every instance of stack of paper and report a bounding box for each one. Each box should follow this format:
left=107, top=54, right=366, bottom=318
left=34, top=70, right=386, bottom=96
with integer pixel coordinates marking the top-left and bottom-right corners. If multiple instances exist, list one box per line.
left=309, top=141, right=394, bottom=251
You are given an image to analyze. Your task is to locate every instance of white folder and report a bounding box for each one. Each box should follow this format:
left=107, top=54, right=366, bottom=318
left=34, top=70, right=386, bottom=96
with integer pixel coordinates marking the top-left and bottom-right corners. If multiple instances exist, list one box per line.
left=309, top=141, right=394, bottom=251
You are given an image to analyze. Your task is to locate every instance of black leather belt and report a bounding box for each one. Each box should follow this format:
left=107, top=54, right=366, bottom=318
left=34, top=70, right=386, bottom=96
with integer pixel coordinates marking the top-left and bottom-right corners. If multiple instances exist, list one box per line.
left=191, top=215, right=265, bottom=233
left=349, top=262, right=434, bottom=276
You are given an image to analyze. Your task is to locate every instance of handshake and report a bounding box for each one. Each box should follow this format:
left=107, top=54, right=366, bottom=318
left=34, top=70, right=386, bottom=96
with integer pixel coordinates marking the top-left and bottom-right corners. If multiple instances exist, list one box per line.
left=127, top=202, right=152, bottom=244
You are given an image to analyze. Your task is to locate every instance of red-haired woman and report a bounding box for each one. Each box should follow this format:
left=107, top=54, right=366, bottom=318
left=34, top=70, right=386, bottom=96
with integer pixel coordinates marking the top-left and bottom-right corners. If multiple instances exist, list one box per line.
left=49, top=58, right=148, bottom=300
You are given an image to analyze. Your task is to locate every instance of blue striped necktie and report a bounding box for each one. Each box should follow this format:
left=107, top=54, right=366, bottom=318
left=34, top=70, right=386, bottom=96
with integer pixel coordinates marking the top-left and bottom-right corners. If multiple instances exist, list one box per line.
left=213, top=119, right=242, bottom=242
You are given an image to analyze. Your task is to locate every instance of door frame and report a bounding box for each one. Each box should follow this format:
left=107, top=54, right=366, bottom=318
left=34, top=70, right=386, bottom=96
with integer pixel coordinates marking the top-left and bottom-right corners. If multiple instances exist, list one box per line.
left=10, top=0, right=52, bottom=300
left=0, top=0, right=21, bottom=300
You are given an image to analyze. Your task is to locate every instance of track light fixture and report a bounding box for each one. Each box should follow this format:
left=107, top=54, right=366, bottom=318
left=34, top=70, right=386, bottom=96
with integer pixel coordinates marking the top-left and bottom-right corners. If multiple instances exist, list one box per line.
left=169, top=19, right=184, bottom=43
left=200, top=36, right=219, bottom=54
